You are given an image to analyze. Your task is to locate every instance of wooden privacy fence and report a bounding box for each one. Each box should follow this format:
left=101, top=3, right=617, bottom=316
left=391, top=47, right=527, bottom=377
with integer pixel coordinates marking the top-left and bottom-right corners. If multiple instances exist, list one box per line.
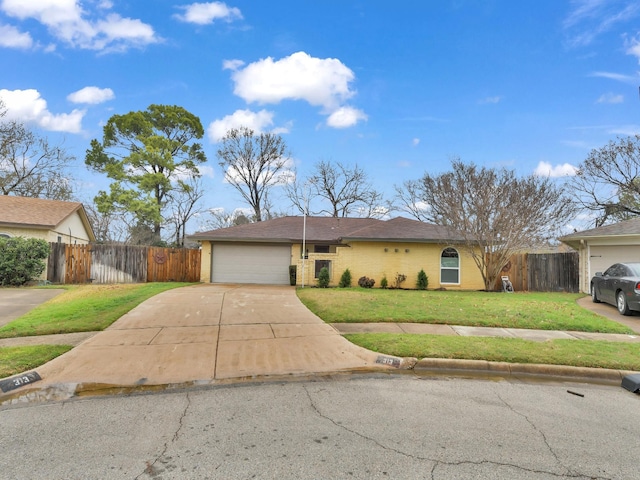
left=47, top=243, right=201, bottom=284
left=492, top=252, right=579, bottom=293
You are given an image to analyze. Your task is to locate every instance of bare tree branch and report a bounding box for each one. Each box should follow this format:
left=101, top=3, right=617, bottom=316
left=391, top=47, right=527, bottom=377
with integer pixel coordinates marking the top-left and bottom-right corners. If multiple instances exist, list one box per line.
left=217, top=127, right=289, bottom=222
left=287, top=160, right=387, bottom=218
left=403, top=160, right=575, bottom=291
left=0, top=115, right=75, bottom=200
left=571, top=135, right=640, bottom=226
left=165, top=176, right=205, bottom=246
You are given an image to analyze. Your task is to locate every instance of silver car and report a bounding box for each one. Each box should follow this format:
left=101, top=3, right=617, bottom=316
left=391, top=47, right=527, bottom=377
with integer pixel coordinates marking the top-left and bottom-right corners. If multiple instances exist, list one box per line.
left=590, top=262, right=640, bottom=316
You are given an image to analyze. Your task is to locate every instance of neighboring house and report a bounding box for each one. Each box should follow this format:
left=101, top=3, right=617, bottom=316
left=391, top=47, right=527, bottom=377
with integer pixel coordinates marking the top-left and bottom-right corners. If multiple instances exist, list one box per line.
left=189, top=216, right=485, bottom=289
left=0, top=196, right=96, bottom=244
left=560, top=217, right=640, bottom=293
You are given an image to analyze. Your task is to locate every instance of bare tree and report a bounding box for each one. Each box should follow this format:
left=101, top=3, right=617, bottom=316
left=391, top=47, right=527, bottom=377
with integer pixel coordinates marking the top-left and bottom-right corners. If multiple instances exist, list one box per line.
left=165, top=176, right=205, bottom=246
left=0, top=112, right=75, bottom=200
left=199, top=208, right=252, bottom=231
left=217, top=127, right=290, bottom=222
left=287, top=160, right=387, bottom=218
left=571, top=135, right=640, bottom=227
left=396, top=159, right=575, bottom=291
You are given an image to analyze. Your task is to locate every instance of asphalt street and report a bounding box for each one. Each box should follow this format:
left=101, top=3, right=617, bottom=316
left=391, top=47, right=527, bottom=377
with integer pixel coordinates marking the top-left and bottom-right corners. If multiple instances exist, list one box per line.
left=1, top=375, right=639, bottom=479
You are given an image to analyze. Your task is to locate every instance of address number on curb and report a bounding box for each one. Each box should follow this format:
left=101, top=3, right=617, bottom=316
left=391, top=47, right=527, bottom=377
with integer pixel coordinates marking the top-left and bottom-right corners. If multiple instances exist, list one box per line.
left=0, top=371, right=42, bottom=393
left=375, top=356, right=401, bottom=368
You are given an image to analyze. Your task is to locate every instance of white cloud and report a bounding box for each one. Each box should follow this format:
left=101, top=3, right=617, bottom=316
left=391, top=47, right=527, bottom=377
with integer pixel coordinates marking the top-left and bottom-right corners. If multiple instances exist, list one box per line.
left=412, top=138, right=420, bottom=147
left=326, top=106, right=367, bottom=128
left=534, top=161, right=577, bottom=178
left=626, top=36, right=640, bottom=62
left=227, top=51, right=366, bottom=128
left=478, top=95, right=502, bottom=104
left=607, top=124, right=640, bottom=136
left=175, top=2, right=242, bottom=25
left=0, top=23, right=32, bottom=48
left=0, top=0, right=160, bottom=52
left=563, top=0, right=640, bottom=47
left=596, top=92, right=624, bottom=104
left=67, top=86, right=114, bottom=104
left=230, top=51, right=356, bottom=110
left=207, top=109, right=284, bottom=142
left=589, top=71, right=640, bottom=84
left=222, top=58, right=244, bottom=71
left=0, top=88, right=84, bottom=133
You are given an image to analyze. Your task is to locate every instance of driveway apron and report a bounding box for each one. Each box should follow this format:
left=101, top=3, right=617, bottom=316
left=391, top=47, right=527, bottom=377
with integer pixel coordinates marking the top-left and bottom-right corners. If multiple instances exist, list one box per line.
left=30, top=285, right=381, bottom=389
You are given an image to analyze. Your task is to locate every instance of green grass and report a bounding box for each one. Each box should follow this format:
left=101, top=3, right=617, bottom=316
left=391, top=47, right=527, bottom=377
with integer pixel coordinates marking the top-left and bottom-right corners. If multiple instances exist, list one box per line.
left=0, top=345, right=73, bottom=378
left=346, top=333, right=640, bottom=371
left=297, top=288, right=633, bottom=334
left=0, top=283, right=192, bottom=339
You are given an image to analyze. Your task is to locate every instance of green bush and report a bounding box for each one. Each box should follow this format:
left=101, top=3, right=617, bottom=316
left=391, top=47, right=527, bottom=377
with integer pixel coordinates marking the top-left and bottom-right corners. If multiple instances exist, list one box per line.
left=417, top=269, right=429, bottom=290
left=317, top=267, right=330, bottom=288
left=358, top=276, right=375, bottom=288
left=0, top=237, right=50, bottom=286
left=380, top=275, right=388, bottom=289
left=339, top=268, right=352, bottom=288
left=289, top=265, right=297, bottom=286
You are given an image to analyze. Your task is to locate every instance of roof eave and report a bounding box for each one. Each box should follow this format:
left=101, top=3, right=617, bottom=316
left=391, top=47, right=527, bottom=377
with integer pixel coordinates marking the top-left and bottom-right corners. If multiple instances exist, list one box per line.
left=189, top=237, right=294, bottom=244
left=342, top=236, right=467, bottom=243
left=0, top=222, right=52, bottom=230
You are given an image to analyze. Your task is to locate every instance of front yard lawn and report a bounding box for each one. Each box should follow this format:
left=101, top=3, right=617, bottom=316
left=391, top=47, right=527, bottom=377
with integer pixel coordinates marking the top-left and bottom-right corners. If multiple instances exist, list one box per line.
left=0, top=345, right=73, bottom=378
left=347, top=334, right=640, bottom=371
left=296, top=288, right=633, bottom=334
left=0, top=283, right=193, bottom=339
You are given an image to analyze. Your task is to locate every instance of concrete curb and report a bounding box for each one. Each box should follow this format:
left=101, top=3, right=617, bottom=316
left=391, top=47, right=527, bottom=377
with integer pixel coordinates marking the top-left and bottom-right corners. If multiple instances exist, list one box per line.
left=3, top=358, right=635, bottom=408
left=411, top=357, right=635, bottom=384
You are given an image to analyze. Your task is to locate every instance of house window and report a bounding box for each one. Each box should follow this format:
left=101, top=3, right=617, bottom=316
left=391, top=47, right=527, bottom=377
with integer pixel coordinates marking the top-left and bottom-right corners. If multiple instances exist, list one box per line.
left=314, top=245, right=330, bottom=253
left=441, top=247, right=459, bottom=284
left=0, top=233, right=10, bottom=239
left=315, top=259, right=331, bottom=278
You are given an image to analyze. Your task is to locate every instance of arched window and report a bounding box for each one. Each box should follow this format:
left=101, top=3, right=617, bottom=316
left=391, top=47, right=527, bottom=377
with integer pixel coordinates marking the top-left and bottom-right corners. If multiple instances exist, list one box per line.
left=0, top=233, right=10, bottom=239
left=441, top=247, right=459, bottom=284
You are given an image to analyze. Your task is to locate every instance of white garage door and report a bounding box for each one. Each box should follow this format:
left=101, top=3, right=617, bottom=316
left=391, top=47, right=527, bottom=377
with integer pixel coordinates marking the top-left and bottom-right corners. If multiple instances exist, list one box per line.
left=211, top=244, right=291, bottom=284
left=590, top=245, right=640, bottom=275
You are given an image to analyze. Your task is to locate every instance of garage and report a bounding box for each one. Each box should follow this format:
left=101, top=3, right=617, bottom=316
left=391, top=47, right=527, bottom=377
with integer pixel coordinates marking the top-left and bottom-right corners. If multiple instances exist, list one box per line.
left=211, top=243, right=292, bottom=284
left=560, top=218, right=640, bottom=293
left=589, top=245, right=640, bottom=276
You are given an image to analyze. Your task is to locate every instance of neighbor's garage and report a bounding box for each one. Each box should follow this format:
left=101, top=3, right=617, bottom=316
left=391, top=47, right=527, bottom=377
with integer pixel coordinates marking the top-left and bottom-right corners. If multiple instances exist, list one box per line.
left=589, top=245, right=640, bottom=276
left=211, top=243, right=292, bottom=284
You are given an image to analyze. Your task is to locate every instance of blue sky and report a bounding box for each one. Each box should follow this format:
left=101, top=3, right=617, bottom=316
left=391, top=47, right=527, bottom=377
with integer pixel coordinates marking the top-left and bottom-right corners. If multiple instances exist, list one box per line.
left=2, top=0, right=640, bottom=231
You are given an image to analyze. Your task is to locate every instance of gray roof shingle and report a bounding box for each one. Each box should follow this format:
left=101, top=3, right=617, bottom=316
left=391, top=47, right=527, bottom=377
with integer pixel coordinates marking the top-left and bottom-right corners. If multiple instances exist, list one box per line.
left=190, top=216, right=464, bottom=244
left=560, top=217, right=640, bottom=241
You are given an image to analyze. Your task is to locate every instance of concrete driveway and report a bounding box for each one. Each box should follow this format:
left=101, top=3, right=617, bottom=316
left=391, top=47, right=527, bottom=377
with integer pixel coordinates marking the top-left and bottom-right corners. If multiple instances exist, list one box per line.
left=0, top=288, right=64, bottom=328
left=15, top=285, right=386, bottom=400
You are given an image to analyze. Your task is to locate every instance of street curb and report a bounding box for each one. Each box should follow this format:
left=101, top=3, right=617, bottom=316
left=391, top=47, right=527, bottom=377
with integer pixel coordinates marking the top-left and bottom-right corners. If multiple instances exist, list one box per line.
left=3, top=359, right=637, bottom=408
left=412, top=358, right=636, bottom=384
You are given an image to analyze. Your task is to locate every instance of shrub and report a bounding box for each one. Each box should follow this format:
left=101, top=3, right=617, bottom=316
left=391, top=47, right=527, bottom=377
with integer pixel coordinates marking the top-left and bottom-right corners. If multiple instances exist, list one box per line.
left=392, top=273, right=407, bottom=289
left=380, top=275, right=388, bottom=289
left=289, top=265, right=297, bottom=286
left=317, top=267, right=330, bottom=288
left=339, top=268, right=352, bottom=288
left=417, top=269, right=428, bottom=290
left=358, top=276, right=375, bottom=288
left=0, top=237, right=50, bottom=286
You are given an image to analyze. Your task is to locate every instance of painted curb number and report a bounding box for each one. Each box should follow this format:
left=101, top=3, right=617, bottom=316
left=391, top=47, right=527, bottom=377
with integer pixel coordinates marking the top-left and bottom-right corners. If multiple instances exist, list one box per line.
left=0, top=371, right=42, bottom=393
left=376, top=356, right=401, bottom=368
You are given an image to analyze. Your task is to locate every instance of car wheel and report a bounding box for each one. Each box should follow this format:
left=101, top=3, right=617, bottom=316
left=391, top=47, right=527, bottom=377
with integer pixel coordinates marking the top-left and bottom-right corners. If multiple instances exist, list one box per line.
left=591, top=284, right=601, bottom=303
left=617, top=291, right=631, bottom=316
